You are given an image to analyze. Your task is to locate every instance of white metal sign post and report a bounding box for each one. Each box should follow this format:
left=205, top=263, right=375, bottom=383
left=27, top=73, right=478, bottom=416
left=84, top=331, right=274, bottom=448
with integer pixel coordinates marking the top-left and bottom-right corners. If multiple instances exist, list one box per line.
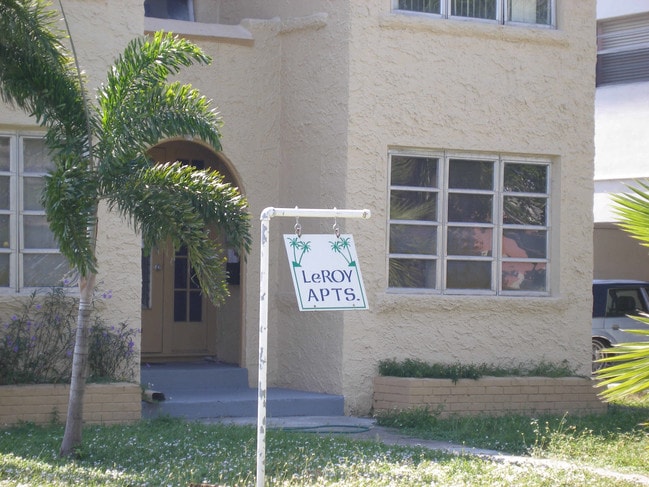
left=256, top=207, right=371, bottom=487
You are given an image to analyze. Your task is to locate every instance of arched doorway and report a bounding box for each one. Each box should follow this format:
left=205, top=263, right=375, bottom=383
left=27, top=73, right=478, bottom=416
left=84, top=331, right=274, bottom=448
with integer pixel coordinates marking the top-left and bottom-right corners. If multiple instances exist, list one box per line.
left=140, top=140, right=244, bottom=365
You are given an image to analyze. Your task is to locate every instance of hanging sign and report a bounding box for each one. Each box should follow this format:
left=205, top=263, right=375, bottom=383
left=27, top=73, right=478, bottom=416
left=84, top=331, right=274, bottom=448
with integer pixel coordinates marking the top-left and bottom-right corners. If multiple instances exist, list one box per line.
left=283, top=233, right=368, bottom=311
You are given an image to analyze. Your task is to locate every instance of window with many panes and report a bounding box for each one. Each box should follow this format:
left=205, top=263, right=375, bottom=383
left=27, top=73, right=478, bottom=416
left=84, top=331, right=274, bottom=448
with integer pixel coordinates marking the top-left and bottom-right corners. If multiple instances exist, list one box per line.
left=0, top=134, right=68, bottom=290
left=388, top=151, right=550, bottom=294
left=395, top=0, right=555, bottom=27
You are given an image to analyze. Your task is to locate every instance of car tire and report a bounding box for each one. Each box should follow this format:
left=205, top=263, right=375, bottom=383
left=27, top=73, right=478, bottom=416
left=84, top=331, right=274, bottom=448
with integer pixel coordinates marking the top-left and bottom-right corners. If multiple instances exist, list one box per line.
left=592, top=338, right=610, bottom=374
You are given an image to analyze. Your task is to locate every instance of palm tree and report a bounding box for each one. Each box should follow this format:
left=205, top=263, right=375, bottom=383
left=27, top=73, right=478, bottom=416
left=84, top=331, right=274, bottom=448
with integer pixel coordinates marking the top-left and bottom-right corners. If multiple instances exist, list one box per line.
left=0, top=0, right=251, bottom=456
left=596, top=180, right=649, bottom=400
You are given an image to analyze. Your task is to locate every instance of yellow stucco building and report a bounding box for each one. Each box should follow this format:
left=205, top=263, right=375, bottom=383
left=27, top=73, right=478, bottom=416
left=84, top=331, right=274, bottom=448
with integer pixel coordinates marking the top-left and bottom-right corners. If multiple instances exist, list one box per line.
left=0, top=0, right=596, bottom=416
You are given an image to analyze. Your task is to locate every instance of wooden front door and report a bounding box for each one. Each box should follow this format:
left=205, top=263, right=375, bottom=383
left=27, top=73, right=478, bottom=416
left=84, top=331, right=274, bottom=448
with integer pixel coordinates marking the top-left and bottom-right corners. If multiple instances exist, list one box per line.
left=141, top=143, right=218, bottom=359
left=141, top=240, right=216, bottom=357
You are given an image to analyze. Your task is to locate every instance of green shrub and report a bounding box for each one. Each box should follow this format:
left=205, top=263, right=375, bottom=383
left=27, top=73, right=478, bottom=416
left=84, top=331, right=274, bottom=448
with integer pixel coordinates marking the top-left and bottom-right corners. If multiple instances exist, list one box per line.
left=0, top=287, right=136, bottom=385
left=378, top=358, right=576, bottom=383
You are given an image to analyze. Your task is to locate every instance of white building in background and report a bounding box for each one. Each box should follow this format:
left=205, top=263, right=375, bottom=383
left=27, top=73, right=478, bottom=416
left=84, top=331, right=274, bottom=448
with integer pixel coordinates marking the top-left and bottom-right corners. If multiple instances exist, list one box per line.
left=594, top=0, right=649, bottom=279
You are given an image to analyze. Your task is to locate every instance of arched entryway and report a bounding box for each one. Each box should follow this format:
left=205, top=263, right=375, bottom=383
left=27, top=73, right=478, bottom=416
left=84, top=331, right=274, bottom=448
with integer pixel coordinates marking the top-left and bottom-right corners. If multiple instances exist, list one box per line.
left=140, top=140, right=244, bottom=365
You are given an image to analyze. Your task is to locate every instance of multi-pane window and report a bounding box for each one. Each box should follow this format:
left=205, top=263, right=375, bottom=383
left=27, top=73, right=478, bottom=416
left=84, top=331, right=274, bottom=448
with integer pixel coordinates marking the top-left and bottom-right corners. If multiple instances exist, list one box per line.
left=388, top=152, right=550, bottom=294
left=0, top=134, right=68, bottom=290
left=395, top=0, right=555, bottom=27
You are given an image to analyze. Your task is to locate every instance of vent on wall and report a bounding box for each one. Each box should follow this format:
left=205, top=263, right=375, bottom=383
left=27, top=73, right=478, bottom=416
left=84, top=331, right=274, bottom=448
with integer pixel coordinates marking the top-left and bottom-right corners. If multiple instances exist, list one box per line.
left=597, top=12, right=649, bottom=86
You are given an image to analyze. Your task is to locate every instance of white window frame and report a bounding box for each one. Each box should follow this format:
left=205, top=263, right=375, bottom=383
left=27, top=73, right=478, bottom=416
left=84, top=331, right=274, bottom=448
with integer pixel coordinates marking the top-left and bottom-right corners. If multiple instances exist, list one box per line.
left=393, top=0, right=556, bottom=28
left=387, top=150, right=551, bottom=296
left=0, top=132, right=69, bottom=292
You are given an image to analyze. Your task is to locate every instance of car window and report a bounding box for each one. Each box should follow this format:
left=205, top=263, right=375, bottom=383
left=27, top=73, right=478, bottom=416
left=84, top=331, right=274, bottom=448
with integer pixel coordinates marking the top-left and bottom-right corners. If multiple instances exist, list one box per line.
left=605, top=288, right=647, bottom=317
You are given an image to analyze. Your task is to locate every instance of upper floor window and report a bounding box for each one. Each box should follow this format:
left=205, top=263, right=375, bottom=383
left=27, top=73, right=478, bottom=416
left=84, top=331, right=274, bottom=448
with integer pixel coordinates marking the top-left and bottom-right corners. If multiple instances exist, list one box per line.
left=395, top=0, right=555, bottom=27
left=144, top=0, right=194, bottom=21
left=388, top=151, right=550, bottom=295
left=0, top=134, right=68, bottom=291
left=597, top=13, right=649, bottom=86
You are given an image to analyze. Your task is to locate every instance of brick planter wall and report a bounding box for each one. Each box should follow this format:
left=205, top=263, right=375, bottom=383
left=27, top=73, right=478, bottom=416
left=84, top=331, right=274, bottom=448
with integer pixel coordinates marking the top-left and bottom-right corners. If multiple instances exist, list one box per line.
left=373, top=376, right=606, bottom=418
left=0, top=383, right=141, bottom=427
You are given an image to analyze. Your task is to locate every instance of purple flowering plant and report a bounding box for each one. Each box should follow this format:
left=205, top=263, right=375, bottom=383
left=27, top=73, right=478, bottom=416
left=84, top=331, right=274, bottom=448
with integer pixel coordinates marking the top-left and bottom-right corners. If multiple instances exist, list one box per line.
left=0, top=287, right=136, bottom=385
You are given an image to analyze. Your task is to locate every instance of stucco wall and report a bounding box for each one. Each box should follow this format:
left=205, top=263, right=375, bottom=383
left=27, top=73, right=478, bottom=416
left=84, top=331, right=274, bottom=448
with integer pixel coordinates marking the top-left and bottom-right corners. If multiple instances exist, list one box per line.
left=340, top=1, right=596, bottom=414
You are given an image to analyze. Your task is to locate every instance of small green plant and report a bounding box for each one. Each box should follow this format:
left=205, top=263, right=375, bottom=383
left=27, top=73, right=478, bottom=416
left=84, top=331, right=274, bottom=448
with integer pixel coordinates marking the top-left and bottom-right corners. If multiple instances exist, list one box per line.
left=0, top=287, right=136, bottom=385
left=378, top=358, right=576, bottom=383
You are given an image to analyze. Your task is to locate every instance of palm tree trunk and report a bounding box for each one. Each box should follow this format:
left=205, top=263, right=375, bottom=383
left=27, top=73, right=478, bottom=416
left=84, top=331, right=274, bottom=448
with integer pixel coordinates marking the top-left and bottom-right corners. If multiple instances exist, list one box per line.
left=59, top=272, right=96, bottom=457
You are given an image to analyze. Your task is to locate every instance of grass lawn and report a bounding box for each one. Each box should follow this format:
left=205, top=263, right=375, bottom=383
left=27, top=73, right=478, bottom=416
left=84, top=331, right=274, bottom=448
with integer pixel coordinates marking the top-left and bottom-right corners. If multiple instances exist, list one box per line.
left=1, top=397, right=649, bottom=486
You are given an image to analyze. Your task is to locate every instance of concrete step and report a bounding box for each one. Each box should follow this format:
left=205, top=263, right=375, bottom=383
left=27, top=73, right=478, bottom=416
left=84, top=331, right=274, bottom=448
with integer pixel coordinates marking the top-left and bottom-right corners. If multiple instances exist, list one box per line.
left=141, top=362, right=249, bottom=392
left=140, top=363, right=344, bottom=419
left=142, top=387, right=344, bottom=419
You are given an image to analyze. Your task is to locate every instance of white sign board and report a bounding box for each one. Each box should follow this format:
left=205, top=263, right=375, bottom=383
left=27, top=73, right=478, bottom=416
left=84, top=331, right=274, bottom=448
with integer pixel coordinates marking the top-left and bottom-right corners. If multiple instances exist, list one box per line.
left=283, top=234, right=368, bottom=311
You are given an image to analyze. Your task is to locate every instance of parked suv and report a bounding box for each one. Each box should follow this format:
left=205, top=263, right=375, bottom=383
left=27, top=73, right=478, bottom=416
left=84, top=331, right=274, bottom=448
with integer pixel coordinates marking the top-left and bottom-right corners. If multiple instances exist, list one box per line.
left=592, top=279, right=649, bottom=373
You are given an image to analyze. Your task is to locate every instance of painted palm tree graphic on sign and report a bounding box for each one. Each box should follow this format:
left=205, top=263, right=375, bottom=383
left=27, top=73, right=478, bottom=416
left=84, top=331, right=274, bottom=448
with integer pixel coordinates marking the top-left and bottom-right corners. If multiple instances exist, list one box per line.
left=287, top=237, right=311, bottom=267
left=330, top=237, right=356, bottom=267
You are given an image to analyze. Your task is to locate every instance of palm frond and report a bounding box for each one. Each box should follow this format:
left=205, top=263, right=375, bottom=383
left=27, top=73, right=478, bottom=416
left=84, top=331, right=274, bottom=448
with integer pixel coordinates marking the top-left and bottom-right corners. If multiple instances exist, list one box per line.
left=612, top=180, right=649, bottom=248
left=595, top=329, right=649, bottom=401
left=96, top=32, right=219, bottom=160
left=104, top=162, right=250, bottom=303
left=0, top=0, right=88, bottom=151
left=42, top=160, right=99, bottom=275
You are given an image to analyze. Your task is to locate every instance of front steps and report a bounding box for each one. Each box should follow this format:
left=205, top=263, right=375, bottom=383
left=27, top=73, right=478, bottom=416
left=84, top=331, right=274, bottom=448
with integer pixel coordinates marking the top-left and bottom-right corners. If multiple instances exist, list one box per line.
left=140, top=362, right=344, bottom=420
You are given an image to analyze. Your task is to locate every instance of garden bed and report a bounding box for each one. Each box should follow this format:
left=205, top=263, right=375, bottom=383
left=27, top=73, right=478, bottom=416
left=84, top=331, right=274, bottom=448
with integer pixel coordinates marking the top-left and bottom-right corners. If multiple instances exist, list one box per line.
left=373, top=376, right=606, bottom=418
left=0, top=382, right=141, bottom=427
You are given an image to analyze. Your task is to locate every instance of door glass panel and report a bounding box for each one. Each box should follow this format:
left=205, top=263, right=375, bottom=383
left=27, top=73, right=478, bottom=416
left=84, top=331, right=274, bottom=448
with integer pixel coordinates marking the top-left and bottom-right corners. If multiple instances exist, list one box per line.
left=174, top=246, right=202, bottom=322
left=23, top=253, right=68, bottom=286
left=174, top=255, right=188, bottom=288
left=189, top=291, right=202, bottom=321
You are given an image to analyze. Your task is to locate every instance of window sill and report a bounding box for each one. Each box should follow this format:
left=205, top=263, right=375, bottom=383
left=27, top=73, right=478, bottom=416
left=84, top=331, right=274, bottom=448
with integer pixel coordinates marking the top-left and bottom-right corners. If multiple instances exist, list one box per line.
left=379, top=12, right=569, bottom=48
left=144, top=17, right=253, bottom=44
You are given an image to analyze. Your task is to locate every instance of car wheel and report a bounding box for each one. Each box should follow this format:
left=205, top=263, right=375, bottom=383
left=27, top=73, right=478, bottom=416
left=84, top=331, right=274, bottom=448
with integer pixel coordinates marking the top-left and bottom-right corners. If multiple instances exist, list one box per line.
left=592, top=338, right=609, bottom=374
